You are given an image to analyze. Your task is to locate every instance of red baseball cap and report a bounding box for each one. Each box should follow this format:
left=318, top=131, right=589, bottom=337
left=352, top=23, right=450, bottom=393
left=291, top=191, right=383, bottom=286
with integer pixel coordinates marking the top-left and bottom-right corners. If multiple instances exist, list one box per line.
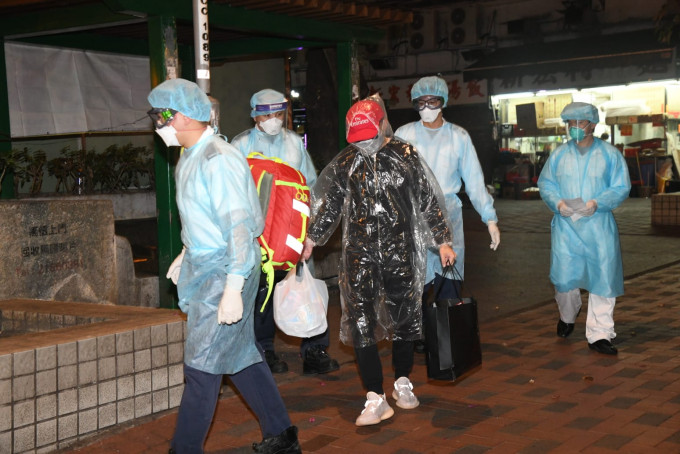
left=346, top=100, right=384, bottom=143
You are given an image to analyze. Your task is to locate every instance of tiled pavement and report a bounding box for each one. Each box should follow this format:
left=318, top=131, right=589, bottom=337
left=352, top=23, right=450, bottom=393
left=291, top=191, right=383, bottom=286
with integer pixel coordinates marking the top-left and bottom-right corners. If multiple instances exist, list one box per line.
left=63, top=259, right=680, bottom=454
left=54, top=197, right=680, bottom=453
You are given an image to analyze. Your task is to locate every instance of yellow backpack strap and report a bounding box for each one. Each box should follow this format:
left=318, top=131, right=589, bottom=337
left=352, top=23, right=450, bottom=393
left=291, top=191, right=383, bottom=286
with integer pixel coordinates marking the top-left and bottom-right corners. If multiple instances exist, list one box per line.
left=260, top=259, right=275, bottom=312
left=247, top=151, right=286, bottom=165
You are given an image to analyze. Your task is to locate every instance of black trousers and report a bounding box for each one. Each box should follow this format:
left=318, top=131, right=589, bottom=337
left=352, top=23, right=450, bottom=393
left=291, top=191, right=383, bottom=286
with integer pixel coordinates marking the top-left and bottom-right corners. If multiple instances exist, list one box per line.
left=353, top=340, right=414, bottom=395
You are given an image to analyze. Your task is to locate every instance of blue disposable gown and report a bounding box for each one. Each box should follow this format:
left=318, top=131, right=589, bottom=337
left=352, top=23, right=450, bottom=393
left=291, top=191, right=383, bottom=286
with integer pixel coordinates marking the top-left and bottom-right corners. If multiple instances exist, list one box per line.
left=537, top=138, right=631, bottom=297
left=231, top=127, right=317, bottom=187
left=175, top=129, right=265, bottom=374
left=395, top=120, right=497, bottom=281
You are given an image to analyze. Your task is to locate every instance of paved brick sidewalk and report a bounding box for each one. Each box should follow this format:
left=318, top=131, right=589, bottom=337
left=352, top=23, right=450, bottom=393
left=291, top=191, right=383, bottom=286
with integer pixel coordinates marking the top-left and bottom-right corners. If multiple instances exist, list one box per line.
left=65, top=262, right=680, bottom=453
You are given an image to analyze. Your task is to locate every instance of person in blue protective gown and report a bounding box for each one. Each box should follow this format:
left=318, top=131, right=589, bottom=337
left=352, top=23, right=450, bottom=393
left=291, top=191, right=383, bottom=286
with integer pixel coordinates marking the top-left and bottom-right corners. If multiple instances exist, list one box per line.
left=148, top=78, right=301, bottom=454
left=394, top=75, right=500, bottom=351
left=231, top=88, right=339, bottom=376
left=538, top=102, right=631, bottom=355
left=301, top=96, right=456, bottom=427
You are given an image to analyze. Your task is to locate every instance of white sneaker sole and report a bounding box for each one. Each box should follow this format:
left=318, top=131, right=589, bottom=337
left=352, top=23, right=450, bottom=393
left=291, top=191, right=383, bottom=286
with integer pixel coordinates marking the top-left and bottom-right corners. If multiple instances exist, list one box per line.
left=392, top=390, right=420, bottom=409
left=355, top=406, right=394, bottom=426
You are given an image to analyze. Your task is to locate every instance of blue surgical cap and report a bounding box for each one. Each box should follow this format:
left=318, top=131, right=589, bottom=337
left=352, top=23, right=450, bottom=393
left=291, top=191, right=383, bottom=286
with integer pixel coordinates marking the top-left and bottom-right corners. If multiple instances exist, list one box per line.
left=560, top=102, right=599, bottom=123
left=411, top=76, right=449, bottom=106
left=147, top=78, right=211, bottom=122
left=250, top=89, right=288, bottom=118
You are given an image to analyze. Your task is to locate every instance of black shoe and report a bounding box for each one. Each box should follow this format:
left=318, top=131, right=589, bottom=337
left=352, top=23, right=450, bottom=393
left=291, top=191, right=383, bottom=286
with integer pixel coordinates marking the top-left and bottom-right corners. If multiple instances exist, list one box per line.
left=556, top=319, right=575, bottom=338
left=253, top=425, right=301, bottom=454
left=168, top=450, right=175, bottom=454
left=588, top=339, right=618, bottom=355
left=414, top=339, right=426, bottom=354
left=303, top=346, right=339, bottom=375
left=264, top=350, right=288, bottom=374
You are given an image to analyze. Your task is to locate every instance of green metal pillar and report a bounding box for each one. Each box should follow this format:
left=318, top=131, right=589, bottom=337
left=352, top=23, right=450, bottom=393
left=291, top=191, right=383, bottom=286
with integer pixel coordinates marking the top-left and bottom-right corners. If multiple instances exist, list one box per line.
left=148, top=16, right=182, bottom=309
left=336, top=41, right=358, bottom=151
left=0, top=38, right=14, bottom=199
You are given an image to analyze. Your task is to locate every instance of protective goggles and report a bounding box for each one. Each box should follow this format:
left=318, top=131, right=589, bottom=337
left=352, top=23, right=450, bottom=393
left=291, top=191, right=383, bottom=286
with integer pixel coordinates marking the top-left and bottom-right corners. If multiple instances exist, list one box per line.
left=413, top=96, right=444, bottom=111
left=147, top=108, right=178, bottom=129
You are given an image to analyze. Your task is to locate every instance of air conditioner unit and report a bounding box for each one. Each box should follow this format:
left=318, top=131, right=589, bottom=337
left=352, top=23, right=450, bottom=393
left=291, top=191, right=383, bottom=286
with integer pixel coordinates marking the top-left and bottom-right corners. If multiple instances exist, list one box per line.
left=407, top=10, right=436, bottom=52
left=366, top=24, right=408, bottom=57
left=449, top=6, right=478, bottom=47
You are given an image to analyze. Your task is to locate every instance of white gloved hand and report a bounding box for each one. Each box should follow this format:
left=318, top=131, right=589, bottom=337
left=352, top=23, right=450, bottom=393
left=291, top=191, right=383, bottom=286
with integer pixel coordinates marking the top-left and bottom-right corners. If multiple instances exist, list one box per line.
left=557, top=200, right=574, bottom=217
left=579, top=199, right=598, bottom=217
left=487, top=221, right=500, bottom=250
left=166, top=247, right=186, bottom=285
left=217, top=274, right=245, bottom=325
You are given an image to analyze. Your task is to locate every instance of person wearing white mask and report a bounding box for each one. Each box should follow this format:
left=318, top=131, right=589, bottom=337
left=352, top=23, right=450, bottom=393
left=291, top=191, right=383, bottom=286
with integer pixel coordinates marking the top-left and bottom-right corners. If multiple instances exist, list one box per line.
left=148, top=78, right=301, bottom=454
left=231, top=88, right=339, bottom=376
left=395, top=76, right=500, bottom=353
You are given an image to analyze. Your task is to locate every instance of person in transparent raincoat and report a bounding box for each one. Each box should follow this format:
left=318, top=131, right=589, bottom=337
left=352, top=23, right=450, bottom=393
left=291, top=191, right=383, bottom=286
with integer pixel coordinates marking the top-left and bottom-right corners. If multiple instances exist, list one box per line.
left=301, top=96, right=456, bottom=426
left=538, top=102, right=630, bottom=356
left=148, top=78, right=300, bottom=454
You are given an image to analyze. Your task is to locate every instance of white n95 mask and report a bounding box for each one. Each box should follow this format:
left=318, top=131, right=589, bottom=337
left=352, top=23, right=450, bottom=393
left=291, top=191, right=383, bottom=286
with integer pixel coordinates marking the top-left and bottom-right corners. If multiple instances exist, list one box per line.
left=419, top=108, right=441, bottom=123
left=156, top=125, right=181, bottom=147
left=260, top=117, right=284, bottom=135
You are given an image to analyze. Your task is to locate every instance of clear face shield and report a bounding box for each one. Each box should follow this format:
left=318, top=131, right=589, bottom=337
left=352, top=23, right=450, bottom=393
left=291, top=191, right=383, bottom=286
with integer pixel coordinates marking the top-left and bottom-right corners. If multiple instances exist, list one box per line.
left=254, top=101, right=289, bottom=136
left=566, top=119, right=591, bottom=142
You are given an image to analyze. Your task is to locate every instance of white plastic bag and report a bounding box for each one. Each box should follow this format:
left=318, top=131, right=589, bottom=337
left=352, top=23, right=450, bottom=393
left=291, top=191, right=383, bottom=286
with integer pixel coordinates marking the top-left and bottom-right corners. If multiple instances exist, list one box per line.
left=273, top=261, right=329, bottom=338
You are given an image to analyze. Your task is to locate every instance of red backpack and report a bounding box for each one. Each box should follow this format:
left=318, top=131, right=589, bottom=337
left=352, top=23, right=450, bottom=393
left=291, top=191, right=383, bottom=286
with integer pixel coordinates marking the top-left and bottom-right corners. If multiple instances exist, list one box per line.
left=247, top=152, right=310, bottom=310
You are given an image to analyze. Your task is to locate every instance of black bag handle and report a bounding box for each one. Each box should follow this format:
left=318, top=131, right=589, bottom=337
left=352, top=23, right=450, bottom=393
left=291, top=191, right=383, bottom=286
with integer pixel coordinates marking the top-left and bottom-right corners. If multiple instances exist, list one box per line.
left=430, top=260, right=477, bottom=301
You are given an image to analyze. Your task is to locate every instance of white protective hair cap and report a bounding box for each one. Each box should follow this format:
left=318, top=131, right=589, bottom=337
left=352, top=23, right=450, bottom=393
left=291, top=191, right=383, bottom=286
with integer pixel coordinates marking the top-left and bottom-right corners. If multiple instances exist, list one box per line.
left=147, top=78, right=211, bottom=121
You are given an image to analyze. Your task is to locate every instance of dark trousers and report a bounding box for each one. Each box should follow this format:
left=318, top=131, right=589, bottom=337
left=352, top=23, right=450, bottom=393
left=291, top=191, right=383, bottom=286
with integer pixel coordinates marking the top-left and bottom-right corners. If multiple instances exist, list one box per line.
left=171, top=350, right=291, bottom=454
left=254, top=270, right=330, bottom=356
left=353, top=340, right=414, bottom=395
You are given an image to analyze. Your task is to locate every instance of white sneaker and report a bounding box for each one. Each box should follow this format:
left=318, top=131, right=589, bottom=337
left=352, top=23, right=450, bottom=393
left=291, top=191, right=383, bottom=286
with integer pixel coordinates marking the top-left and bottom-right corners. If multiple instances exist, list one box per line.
left=392, top=377, right=420, bottom=409
left=355, top=392, right=394, bottom=426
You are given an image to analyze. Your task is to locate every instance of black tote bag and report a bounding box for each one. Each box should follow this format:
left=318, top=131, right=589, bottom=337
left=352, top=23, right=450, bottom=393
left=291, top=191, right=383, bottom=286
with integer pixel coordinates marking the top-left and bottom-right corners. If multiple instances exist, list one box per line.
left=422, top=265, right=482, bottom=381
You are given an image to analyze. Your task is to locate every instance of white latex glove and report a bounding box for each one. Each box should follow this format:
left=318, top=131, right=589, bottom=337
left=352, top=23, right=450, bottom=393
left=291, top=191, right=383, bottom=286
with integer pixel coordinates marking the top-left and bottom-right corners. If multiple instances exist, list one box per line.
left=487, top=221, right=500, bottom=250
left=166, top=247, right=186, bottom=285
left=217, top=274, right=244, bottom=325
left=301, top=237, right=316, bottom=261
left=439, top=244, right=457, bottom=267
left=557, top=200, right=574, bottom=217
left=579, top=199, right=598, bottom=217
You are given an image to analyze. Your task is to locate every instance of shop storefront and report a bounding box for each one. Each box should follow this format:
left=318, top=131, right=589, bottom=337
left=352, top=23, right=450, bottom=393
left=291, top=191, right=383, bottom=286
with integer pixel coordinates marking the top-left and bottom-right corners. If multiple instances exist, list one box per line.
left=463, top=29, right=680, bottom=200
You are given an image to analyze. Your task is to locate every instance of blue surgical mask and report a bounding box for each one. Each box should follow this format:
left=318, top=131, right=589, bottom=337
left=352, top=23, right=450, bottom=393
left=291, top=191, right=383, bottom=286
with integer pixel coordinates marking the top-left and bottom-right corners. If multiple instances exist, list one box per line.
left=569, top=126, right=587, bottom=142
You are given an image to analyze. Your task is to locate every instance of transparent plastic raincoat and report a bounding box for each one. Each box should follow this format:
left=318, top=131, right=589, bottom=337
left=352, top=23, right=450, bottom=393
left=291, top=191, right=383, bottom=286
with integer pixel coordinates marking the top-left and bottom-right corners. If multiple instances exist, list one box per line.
left=537, top=138, right=631, bottom=297
left=395, top=120, right=497, bottom=281
left=175, top=128, right=265, bottom=374
left=307, top=103, right=452, bottom=348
